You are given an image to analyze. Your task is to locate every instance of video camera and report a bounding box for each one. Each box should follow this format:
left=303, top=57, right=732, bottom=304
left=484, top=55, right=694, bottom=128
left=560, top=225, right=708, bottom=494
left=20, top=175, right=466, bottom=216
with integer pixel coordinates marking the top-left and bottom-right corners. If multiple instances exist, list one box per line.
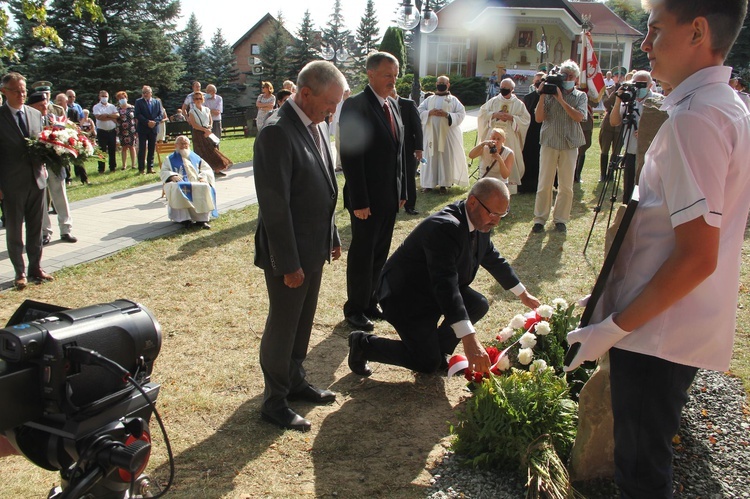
left=540, top=67, right=566, bottom=95
left=618, top=80, right=648, bottom=103
left=0, top=299, right=164, bottom=498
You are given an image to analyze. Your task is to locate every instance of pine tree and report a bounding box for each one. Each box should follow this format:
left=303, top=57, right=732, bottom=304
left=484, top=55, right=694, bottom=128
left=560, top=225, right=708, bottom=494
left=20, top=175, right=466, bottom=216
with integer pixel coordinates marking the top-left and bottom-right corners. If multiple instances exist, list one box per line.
left=379, top=26, right=406, bottom=76
left=259, top=12, right=292, bottom=91
left=355, top=0, right=380, bottom=67
left=204, top=29, right=240, bottom=90
left=288, top=10, right=318, bottom=80
left=321, top=0, right=351, bottom=70
left=176, top=13, right=208, bottom=91
left=726, top=14, right=750, bottom=78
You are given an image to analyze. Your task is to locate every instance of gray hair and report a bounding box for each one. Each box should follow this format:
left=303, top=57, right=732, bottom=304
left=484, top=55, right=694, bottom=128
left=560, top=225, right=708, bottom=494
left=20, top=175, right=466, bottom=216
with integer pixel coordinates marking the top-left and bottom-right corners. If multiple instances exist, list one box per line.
left=560, top=60, right=581, bottom=79
left=366, top=51, right=399, bottom=71
left=469, top=177, right=509, bottom=204
left=297, top=61, right=346, bottom=95
left=1, top=72, right=26, bottom=88
left=632, top=70, right=653, bottom=86
left=499, top=77, right=515, bottom=89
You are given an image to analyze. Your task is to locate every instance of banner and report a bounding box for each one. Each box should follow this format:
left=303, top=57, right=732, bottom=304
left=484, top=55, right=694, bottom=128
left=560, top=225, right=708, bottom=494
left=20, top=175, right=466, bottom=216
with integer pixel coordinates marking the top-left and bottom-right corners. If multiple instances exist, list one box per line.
left=579, top=30, right=606, bottom=103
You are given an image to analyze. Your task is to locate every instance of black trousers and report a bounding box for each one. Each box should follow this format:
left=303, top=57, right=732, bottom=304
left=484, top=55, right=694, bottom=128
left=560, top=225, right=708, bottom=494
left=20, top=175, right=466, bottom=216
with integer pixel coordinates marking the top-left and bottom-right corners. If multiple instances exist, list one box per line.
left=96, top=128, right=117, bottom=172
left=138, top=129, right=158, bottom=172
left=622, top=153, right=636, bottom=203
left=366, top=285, right=489, bottom=373
left=404, top=156, right=418, bottom=210
left=344, top=210, right=397, bottom=317
left=259, top=267, right=323, bottom=413
left=610, top=348, right=697, bottom=499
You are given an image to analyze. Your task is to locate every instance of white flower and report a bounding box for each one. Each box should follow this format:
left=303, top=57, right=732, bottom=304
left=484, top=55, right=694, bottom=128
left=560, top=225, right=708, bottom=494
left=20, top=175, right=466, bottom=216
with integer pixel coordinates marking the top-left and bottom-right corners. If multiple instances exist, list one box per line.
left=518, top=348, right=534, bottom=365
left=495, top=355, right=511, bottom=371
left=535, top=321, right=551, bottom=336
left=509, top=314, right=526, bottom=329
left=552, top=298, right=568, bottom=309
left=498, top=327, right=514, bottom=342
left=530, top=359, right=548, bottom=373
left=536, top=304, right=554, bottom=319
left=519, top=332, right=537, bottom=349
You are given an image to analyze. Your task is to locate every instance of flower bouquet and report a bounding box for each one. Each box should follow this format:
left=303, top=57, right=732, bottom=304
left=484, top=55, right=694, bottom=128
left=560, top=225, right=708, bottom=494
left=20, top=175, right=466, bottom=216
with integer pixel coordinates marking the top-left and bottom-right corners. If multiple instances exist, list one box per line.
left=27, top=123, right=97, bottom=177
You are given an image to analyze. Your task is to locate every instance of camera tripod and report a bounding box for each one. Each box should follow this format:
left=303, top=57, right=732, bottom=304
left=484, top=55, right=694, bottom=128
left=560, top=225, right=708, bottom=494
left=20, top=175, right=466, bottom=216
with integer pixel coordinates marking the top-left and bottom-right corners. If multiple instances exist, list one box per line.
left=583, top=97, right=638, bottom=255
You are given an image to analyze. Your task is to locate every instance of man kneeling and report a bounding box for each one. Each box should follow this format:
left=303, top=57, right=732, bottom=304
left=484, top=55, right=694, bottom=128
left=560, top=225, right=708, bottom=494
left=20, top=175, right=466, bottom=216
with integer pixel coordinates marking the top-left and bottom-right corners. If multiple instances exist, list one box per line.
left=348, top=178, right=540, bottom=376
left=160, top=135, right=217, bottom=229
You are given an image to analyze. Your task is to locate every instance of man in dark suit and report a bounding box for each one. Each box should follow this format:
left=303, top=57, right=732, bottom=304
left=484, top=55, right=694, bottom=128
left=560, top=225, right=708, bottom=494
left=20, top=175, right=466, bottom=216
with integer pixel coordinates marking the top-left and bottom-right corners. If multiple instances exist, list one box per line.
left=254, top=61, right=345, bottom=432
left=340, top=51, right=406, bottom=331
left=392, top=88, right=423, bottom=215
left=134, top=85, right=163, bottom=174
left=519, top=72, right=544, bottom=194
left=0, top=72, right=54, bottom=289
left=347, top=178, right=540, bottom=376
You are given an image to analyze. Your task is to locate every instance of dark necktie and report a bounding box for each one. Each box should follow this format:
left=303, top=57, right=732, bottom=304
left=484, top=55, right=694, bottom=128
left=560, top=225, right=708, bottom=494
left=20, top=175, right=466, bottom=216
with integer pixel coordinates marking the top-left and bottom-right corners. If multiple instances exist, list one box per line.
left=471, top=231, right=479, bottom=262
left=309, top=123, right=332, bottom=185
left=17, top=111, right=29, bottom=138
left=383, top=102, right=396, bottom=141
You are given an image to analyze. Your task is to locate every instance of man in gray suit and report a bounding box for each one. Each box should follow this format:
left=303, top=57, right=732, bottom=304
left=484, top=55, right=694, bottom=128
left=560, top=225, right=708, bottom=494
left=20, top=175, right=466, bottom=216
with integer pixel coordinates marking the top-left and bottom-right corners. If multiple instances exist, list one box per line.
left=253, top=61, right=345, bottom=432
left=0, top=72, right=53, bottom=289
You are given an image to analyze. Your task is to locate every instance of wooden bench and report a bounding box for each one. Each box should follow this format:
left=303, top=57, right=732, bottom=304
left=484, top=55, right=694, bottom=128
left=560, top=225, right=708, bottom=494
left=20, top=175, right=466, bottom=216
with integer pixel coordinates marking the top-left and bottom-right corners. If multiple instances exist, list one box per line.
left=155, top=140, right=175, bottom=166
left=164, top=121, right=192, bottom=140
left=221, top=114, right=248, bottom=138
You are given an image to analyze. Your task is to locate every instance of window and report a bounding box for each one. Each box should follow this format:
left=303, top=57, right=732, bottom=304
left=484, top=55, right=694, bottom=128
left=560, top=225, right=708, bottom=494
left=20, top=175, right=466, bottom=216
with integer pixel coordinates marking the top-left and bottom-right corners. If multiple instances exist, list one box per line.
left=251, top=44, right=260, bottom=56
left=593, top=41, right=625, bottom=72
left=426, top=36, right=469, bottom=76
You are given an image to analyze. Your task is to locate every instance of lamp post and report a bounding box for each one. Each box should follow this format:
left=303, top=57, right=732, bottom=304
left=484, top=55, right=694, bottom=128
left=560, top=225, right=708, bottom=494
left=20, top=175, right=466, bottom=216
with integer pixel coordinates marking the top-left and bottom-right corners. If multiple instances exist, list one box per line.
left=320, top=39, right=350, bottom=68
left=397, top=0, right=439, bottom=103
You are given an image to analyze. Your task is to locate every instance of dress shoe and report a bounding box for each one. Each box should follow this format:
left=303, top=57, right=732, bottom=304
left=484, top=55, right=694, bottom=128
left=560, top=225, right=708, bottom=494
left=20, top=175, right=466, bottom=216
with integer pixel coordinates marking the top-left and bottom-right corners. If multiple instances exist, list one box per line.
left=287, top=385, right=336, bottom=404
left=345, top=312, right=374, bottom=331
left=348, top=331, right=373, bottom=377
left=555, top=222, right=567, bottom=233
left=405, top=208, right=419, bottom=215
left=60, top=233, right=78, bottom=243
left=439, top=186, right=447, bottom=194
left=532, top=223, right=544, bottom=234
left=364, top=306, right=385, bottom=321
left=146, top=169, right=155, bottom=174
left=42, top=234, right=51, bottom=245
left=196, top=222, right=211, bottom=230
left=30, top=270, right=54, bottom=283
left=261, top=407, right=311, bottom=432
left=14, top=275, right=27, bottom=290
left=214, top=170, right=227, bottom=177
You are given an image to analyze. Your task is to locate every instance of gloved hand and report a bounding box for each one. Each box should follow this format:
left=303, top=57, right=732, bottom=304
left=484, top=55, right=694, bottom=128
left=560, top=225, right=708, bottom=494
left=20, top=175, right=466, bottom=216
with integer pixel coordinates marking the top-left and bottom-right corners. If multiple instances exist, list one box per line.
left=563, top=314, right=630, bottom=372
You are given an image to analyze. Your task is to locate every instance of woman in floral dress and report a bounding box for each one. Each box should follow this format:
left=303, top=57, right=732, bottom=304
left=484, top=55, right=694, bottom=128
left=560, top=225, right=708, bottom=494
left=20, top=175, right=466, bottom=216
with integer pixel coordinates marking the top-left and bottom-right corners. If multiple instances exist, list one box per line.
left=116, top=91, right=137, bottom=170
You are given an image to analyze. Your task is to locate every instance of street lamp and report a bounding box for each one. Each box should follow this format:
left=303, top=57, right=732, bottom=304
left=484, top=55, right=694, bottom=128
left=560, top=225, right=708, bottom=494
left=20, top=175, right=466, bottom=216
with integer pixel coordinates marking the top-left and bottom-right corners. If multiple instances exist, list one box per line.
left=397, top=0, right=440, bottom=102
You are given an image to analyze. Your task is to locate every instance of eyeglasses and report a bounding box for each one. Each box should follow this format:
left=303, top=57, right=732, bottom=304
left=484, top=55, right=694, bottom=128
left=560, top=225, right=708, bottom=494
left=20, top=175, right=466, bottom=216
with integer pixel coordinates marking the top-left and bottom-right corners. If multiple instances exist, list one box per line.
left=474, top=196, right=503, bottom=220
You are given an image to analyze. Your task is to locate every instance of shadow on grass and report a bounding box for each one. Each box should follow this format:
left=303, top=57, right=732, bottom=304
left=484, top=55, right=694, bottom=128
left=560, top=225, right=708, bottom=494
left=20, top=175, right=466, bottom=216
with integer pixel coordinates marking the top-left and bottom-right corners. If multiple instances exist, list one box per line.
left=165, top=219, right=258, bottom=262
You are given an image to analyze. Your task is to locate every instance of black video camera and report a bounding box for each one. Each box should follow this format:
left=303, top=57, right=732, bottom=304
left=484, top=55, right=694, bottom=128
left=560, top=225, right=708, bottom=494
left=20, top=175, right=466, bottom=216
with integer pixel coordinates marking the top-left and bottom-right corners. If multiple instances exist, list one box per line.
left=618, top=80, right=648, bottom=103
left=540, top=68, right=566, bottom=95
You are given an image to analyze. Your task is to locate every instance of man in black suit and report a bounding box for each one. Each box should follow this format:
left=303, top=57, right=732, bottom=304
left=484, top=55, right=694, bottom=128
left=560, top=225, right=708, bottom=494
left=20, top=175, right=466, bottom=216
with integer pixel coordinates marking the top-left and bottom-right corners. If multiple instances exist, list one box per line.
left=134, top=85, right=163, bottom=174
left=519, top=72, right=544, bottom=194
left=254, top=61, right=345, bottom=432
left=348, top=178, right=540, bottom=376
left=392, top=88, right=423, bottom=215
left=340, top=51, right=406, bottom=331
left=0, top=72, right=53, bottom=289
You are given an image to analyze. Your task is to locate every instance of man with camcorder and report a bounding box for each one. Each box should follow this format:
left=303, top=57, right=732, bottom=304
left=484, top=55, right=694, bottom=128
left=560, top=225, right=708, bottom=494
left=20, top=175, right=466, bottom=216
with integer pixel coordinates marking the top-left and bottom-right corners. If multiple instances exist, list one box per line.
left=609, top=70, right=657, bottom=203
left=532, top=60, right=588, bottom=234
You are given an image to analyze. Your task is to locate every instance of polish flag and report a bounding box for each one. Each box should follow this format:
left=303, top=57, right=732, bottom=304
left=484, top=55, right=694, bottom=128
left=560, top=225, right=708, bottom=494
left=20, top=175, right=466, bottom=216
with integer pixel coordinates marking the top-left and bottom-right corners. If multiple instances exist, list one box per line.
left=579, top=31, right=606, bottom=103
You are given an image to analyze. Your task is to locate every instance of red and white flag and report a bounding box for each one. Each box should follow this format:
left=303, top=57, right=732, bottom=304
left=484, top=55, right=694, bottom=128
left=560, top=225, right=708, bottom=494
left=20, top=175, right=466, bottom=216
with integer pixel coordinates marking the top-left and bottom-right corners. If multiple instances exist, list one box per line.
left=579, top=30, right=606, bottom=103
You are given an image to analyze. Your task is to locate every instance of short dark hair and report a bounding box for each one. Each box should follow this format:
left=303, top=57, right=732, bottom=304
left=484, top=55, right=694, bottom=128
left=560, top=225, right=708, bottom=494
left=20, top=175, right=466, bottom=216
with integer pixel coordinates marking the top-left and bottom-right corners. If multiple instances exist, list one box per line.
left=366, top=51, right=399, bottom=71
left=276, top=89, right=292, bottom=101
left=642, top=0, right=747, bottom=58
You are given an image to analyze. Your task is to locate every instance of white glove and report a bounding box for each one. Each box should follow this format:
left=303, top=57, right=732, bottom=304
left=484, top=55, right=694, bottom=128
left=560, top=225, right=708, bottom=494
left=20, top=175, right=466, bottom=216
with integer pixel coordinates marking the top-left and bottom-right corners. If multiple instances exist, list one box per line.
left=563, top=314, right=630, bottom=372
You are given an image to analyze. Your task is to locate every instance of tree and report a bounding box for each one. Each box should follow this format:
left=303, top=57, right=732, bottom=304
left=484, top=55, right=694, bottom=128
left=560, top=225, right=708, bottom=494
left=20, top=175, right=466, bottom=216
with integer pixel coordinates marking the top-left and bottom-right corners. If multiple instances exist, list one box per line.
left=605, top=0, right=649, bottom=70
left=176, top=13, right=207, bottom=91
left=355, top=0, right=380, bottom=67
left=204, top=28, right=239, bottom=90
left=288, top=10, right=318, bottom=79
left=6, top=0, right=183, bottom=110
left=260, top=12, right=292, bottom=91
left=379, top=26, right=406, bottom=76
left=321, top=0, right=350, bottom=70
left=0, top=0, right=103, bottom=59
left=726, top=14, right=750, bottom=78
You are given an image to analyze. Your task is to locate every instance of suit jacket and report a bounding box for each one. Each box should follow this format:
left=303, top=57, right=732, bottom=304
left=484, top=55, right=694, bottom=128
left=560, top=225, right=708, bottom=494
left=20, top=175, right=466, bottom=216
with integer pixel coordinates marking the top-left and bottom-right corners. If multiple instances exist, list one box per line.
left=253, top=101, right=340, bottom=275
left=0, top=104, right=46, bottom=193
left=340, top=85, right=406, bottom=214
left=397, top=96, right=423, bottom=161
left=378, top=201, right=520, bottom=325
left=134, top=97, right=163, bottom=135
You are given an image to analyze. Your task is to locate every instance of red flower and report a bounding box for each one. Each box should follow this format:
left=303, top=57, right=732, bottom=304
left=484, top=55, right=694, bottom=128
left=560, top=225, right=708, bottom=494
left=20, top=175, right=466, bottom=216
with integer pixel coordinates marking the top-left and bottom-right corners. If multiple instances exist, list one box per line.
left=464, top=370, right=475, bottom=382
left=524, top=313, right=542, bottom=331
left=473, top=372, right=483, bottom=383
left=485, top=346, right=500, bottom=364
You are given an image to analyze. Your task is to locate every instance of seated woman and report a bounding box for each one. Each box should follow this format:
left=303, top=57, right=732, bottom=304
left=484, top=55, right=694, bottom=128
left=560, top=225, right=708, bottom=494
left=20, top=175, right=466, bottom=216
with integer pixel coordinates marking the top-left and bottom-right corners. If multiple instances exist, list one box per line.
left=160, top=135, right=217, bottom=229
left=468, top=128, right=514, bottom=216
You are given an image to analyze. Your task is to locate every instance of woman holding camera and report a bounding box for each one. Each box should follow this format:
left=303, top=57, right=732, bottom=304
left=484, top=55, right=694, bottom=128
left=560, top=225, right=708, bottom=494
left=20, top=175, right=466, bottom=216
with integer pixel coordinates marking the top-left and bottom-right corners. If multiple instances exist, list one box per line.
left=469, top=128, right=514, bottom=216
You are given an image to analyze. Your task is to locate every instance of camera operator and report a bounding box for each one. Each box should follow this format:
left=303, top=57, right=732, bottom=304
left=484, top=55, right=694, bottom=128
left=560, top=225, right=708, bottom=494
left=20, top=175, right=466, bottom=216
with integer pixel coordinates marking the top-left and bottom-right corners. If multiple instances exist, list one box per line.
left=609, top=70, right=658, bottom=203
left=468, top=128, right=514, bottom=194
left=532, top=60, right=587, bottom=234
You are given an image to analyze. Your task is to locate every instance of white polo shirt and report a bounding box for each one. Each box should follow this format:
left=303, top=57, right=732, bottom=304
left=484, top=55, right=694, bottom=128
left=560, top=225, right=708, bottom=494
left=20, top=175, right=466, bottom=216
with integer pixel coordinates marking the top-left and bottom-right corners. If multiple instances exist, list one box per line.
left=595, top=66, right=750, bottom=371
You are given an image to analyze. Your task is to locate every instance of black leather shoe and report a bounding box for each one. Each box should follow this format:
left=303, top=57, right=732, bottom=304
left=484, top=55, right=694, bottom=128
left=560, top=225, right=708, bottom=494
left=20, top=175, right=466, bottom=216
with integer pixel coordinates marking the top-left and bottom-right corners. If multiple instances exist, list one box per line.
left=405, top=207, right=419, bottom=215
left=346, top=312, right=374, bottom=331
left=287, top=385, right=336, bottom=404
left=42, top=235, right=51, bottom=245
left=348, top=331, right=373, bottom=377
left=261, top=407, right=311, bottom=432
left=61, top=233, right=78, bottom=243
left=364, top=306, right=385, bottom=321
left=196, top=222, right=211, bottom=230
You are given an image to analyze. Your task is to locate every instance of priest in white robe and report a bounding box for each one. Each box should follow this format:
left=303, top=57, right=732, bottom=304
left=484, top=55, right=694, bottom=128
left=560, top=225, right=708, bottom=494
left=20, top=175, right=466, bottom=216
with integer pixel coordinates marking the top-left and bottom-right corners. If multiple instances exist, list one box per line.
left=160, top=135, right=217, bottom=229
left=477, top=78, right=530, bottom=194
left=418, top=76, right=468, bottom=192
